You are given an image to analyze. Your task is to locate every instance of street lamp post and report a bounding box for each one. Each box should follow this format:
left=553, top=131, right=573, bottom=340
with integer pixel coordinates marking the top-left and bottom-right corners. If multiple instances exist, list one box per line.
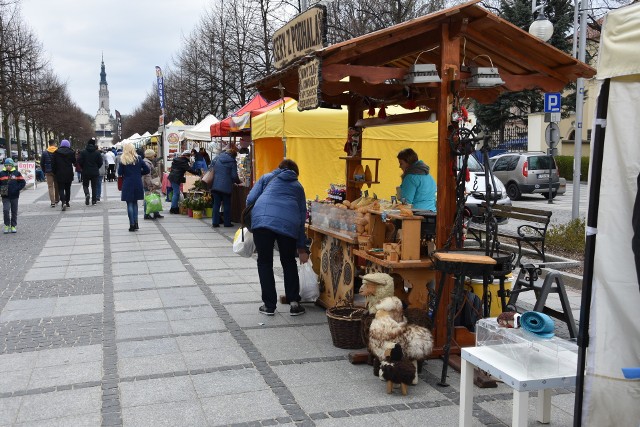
left=572, top=0, right=588, bottom=220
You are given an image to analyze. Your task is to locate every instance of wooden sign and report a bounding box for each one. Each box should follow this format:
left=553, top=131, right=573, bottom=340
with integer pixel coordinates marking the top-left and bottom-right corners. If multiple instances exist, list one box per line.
left=298, top=58, right=321, bottom=111
left=272, top=5, right=326, bottom=70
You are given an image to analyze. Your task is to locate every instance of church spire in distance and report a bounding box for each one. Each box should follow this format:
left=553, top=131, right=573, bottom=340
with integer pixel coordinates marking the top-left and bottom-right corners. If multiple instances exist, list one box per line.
left=100, top=52, right=107, bottom=85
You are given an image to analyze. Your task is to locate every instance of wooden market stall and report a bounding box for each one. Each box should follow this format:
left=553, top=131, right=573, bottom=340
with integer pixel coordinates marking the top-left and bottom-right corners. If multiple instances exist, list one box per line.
left=253, top=0, right=595, bottom=354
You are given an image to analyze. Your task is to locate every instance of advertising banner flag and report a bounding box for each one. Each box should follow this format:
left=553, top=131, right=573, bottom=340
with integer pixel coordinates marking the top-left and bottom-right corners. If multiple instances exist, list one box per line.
left=115, top=110, right=122, bottom=141
left=155, top=66, right=165, bottom=113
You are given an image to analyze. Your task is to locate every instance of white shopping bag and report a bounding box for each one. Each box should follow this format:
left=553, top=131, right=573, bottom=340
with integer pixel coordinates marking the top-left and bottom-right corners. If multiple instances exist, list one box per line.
left=233, top=228, right=255, bottom=258
left=298, top=260, right=319, bottom=302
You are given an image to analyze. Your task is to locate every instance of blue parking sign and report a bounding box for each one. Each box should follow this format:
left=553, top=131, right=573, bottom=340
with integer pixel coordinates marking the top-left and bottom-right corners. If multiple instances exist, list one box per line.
left=544, top=92, right=561, bottom=113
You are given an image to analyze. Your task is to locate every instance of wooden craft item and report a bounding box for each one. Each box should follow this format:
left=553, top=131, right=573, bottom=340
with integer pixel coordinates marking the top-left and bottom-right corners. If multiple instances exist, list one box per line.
left=364, top=165, right=372, bottom=187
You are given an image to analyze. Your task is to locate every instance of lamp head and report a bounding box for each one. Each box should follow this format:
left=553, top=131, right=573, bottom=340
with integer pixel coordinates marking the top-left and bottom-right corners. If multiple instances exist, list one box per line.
left=529, top=13, right=554, bottom=42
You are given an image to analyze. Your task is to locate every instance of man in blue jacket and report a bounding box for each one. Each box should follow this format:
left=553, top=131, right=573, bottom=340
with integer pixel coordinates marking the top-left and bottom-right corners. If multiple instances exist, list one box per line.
left=211, top=149, right=241, bottom=227
left=1, top=158, right=26, bottom=233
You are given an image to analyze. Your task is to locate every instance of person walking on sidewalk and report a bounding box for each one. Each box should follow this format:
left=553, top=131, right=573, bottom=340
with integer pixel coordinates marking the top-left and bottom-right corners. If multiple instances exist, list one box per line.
left=118, top=144, right=149, bottom=231
left=246, top=159, right=309, bottom=316
left=105, top=149, right=116, bottom=182
left=79, top=138, right=103, bottom=206
left=74, top=150, right=83, bottom=183
left=1, top=158, right=26, bottom=234
left=52, top=140, right=75, bottom=211
left=211, top=148, right=241, bottom=228
left=96, top=149, right=106, bottom=202
left=142, top=149, right=163, bottom=220
left=167, top=150, right=200, bottom=214
left=40, top=140, right=59, bottom=208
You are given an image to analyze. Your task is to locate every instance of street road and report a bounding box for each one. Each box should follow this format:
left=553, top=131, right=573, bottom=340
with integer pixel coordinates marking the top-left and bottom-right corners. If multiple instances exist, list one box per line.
left=509, top=181, right=589, bottom=227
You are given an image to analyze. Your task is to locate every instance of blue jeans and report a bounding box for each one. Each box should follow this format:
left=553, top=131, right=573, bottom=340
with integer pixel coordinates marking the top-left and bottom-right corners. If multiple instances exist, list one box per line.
left=2, top=198, right=19, bottom=227
left=194, top=160, right=207, bottom=175
left=253, top=228, right=300, bottom=309
left=126, top=201, right=138, bottom=225
left=170, top=181, right=181, bottom=209
left=212, top=191, right=232, bottom=226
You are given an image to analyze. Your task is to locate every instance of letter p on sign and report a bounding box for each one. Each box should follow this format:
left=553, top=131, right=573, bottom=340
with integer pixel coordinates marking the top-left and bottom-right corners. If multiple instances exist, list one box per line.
left=544, top=92, right=561, bottom=113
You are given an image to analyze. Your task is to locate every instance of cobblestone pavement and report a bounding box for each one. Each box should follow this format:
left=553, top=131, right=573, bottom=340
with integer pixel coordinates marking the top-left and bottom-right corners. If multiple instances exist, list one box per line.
left=0, top=180, right=579, bottom=426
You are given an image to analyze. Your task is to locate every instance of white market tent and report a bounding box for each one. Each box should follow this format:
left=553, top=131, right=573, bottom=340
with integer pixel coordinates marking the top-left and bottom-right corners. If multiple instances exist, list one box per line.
left=578, top=3, right=640, bottom=425
left=183, top=114, right=219, bottom=141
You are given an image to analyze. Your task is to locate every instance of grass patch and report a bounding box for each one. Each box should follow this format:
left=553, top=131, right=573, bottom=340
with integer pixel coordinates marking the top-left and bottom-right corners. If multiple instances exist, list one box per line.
left=546, top=218, right=585, bottom=253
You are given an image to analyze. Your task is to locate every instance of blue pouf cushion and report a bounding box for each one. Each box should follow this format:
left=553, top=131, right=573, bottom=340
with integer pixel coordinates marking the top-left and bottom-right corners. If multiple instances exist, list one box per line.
left=520, top=311, right=555, bottom=338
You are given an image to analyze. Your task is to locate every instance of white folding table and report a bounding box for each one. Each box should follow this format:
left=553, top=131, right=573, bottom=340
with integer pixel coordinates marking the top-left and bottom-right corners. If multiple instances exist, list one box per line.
left=460, top=343, right=577, bottom=426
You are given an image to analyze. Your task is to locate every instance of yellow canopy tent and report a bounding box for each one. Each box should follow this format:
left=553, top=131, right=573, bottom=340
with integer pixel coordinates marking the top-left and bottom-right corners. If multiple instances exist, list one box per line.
left=251, top=100, right=439, bottom=201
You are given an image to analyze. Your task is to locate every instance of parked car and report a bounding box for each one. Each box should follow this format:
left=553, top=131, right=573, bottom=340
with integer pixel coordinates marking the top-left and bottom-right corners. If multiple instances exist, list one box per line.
left=457, top=154, right=512, bottom=222
left=489, top=152, right=560, bottom=200
left=0, top=148, right=6, bottom=163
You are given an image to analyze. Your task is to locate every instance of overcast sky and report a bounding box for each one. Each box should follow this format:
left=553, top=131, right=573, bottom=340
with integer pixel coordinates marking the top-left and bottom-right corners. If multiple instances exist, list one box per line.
left=20, top=0, right=211, bottom=117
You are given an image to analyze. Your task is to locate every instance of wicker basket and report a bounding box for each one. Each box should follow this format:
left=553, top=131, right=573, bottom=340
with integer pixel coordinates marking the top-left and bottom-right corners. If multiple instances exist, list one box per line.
left=326, top=305, right=367, bottom=349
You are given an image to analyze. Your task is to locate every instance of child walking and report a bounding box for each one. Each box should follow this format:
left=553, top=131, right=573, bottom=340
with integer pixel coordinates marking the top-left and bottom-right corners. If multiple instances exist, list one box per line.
left=0, top=158, right=26, bottom=233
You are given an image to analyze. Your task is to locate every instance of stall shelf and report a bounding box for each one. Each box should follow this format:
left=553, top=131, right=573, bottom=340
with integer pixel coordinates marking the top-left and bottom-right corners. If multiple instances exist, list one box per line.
left=352, top=249, right=434, bottom=309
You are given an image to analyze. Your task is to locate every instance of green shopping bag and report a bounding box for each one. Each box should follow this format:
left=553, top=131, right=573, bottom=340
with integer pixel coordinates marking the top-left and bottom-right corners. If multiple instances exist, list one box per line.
left=145, top=192, right=163, bottom=214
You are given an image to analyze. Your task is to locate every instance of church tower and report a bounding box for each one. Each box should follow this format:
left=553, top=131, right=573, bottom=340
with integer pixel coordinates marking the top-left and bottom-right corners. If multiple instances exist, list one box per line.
left=94, top=54, right=113, bottom=142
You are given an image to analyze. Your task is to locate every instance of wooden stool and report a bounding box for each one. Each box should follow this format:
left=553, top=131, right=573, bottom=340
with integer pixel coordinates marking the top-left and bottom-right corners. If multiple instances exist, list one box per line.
left=432, top=251, right=496, bottom=386
left=508, top=264, right=578, bottom=339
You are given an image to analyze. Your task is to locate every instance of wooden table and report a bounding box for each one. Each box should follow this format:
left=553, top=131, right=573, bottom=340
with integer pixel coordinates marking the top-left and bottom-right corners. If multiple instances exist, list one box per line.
left=352, top=249, right=434, bottom=309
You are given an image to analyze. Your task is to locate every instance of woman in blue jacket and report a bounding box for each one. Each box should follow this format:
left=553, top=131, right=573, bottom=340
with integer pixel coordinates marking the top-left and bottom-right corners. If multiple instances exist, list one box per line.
left=118, top=144, right=150, bottom=231
left=211, top=149, right=241, bottom=227
left=397, top=148, right=436, bottom=211
left=246, top=159, right=309, bottom=316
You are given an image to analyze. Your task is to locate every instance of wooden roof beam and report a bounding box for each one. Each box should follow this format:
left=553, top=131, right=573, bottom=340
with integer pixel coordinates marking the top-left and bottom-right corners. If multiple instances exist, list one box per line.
left=465, top=27, right=570, bottom=83
left=322, top=64, right=406, bottom=84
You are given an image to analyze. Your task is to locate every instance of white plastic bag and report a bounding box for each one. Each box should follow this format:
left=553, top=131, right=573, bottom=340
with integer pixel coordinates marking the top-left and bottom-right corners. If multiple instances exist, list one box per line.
left=298, top=260, right=319, bottom=302
left=233, top=228, right=255, bottom=258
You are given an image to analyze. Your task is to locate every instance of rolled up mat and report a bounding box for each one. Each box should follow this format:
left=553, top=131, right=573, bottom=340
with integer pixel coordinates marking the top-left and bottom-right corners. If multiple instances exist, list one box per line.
left=622, top=367, right=640, bottom=379
left=520, top=311, right=555, bottom=338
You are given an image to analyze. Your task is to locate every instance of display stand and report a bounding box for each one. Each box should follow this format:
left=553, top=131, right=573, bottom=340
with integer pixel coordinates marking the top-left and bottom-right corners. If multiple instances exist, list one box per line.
left=340, top=157, right=380, bottom=201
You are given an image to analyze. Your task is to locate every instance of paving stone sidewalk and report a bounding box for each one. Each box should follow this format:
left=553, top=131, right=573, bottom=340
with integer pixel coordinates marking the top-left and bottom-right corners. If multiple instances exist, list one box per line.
left=0, top=181, right=579, bottom=426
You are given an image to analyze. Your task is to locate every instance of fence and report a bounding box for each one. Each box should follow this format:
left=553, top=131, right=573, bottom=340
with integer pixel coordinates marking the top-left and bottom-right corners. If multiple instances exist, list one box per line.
left=487, top=124, right=528, bottom=152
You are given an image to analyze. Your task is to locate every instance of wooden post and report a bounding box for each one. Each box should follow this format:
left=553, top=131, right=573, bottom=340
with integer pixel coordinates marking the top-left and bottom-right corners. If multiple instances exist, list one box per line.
left=434, top=22, right=461, bottom=354
left=345, top=102, right=363, bottom=201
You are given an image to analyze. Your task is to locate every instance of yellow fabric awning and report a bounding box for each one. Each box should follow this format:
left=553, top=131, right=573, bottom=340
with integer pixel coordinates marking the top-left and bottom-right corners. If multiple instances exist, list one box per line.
left=251, top=100, right=439, bottom=200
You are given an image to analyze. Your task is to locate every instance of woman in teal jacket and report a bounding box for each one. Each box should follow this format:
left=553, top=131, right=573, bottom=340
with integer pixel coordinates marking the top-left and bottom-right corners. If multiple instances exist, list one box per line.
left=397, top=148, right=436, bottom=211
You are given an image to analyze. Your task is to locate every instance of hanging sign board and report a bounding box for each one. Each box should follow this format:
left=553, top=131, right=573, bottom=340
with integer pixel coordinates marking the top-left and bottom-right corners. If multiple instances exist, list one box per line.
left=298, top=58, right=321, bottom=111
left=272, top=5, right=326, bottom=70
